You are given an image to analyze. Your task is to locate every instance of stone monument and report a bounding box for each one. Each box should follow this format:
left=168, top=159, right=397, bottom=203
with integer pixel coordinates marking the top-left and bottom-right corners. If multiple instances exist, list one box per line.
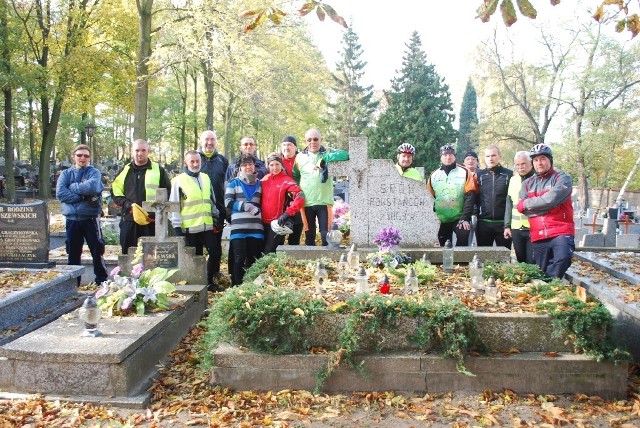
left=328, top=137, right=438, bottom=247
left=118, top=189, right=206, bottom=285
left=0, top=200, right=53, bottom=268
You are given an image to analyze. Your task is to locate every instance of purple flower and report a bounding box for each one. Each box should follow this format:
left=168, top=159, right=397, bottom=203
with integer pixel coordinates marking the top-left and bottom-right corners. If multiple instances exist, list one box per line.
left=109, top=266, right=121, bottom=277
left=373, top=226, right=402, bottom=251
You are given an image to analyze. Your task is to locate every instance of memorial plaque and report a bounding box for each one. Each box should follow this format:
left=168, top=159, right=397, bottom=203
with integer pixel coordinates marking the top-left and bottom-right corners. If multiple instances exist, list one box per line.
left=0, top=201, right=53, bottom=267
left=141, top=242, right=179, bottom=269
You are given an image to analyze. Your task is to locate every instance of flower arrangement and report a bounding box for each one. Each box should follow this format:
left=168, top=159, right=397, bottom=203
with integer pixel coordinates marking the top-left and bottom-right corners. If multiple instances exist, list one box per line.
left=332, top=199, right=350, bottom=236
left=95, top=264, right=177, bottom=316
left=367, top=226, right=412, bottom=268
left=373, top=226, right=402, bottom=251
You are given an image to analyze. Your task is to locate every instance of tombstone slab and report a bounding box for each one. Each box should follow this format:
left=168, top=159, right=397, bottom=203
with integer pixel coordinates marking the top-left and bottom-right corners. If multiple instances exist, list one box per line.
left=617, top=234, right=640, bottom=249
left=0, top=201, right=53, bottom=268
left=580, top=234, right=605, bottom=247
left=329, top=137, right=438, bottom=247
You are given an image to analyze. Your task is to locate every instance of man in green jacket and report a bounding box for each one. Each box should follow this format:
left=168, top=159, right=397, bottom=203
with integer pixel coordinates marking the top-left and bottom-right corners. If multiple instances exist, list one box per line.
left=293, top=128, right=349, bottom=246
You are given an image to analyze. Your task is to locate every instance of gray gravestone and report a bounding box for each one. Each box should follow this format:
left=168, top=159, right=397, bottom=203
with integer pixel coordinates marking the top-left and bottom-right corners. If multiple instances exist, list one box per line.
left=0, top=201, right=53, bottom=268
left=118, top=189, right=206, bottom=284
left=602, top=218, right=617, bottom=247
left=329, top=137, right=437, bottom=247
left=616, top=234, right=640, bottom=248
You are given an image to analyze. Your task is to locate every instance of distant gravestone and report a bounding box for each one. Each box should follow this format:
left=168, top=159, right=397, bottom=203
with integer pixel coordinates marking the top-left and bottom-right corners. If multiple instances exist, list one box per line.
left=118, top=189, right=206, bottom=284
left=0, top=201, right=53, bottom=268
left=329, top=137, right=438, bottom=247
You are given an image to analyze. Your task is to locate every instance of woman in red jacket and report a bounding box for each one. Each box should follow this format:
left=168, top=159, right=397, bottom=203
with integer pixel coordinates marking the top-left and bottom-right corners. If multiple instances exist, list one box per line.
left=261, top=152, right=305, bottom=254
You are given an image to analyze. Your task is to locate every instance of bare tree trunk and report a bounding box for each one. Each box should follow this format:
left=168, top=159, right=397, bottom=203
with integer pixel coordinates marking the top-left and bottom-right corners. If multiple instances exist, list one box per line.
left=223, top=93, right=235, bottom=159
left=191, top=68, right=198, bottom=149
left=134, top=0, right=153, bottom=140
left=28, top=95, right=35, bottom=163
left=1, top=0, right=15, bottom=200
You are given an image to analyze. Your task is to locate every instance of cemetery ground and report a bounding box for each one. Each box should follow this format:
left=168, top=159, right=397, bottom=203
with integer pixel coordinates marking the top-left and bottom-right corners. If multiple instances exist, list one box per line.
left=0, top=199, right=638, bottom=426
left=1, top=267, right=640, bottom=426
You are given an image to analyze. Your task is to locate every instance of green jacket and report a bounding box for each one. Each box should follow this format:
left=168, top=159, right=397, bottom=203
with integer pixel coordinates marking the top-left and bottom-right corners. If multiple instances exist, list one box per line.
left=293, top=146, right=349, bottom=206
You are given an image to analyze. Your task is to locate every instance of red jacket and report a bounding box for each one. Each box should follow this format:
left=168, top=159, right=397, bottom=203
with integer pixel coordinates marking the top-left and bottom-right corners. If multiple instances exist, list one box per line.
left=282, top=155, right=296, bottom=177
left=260, top=171, right=305, bottom=224
left=517, top=168, right=574, bottom=242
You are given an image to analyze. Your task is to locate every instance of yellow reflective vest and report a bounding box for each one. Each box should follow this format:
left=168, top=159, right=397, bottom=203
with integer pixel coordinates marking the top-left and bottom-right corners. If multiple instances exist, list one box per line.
left=112, top=162, right=161, bottom=201
left=507, top=174, right=530, bottom=230
left=175, top=173, right=214, bottom=232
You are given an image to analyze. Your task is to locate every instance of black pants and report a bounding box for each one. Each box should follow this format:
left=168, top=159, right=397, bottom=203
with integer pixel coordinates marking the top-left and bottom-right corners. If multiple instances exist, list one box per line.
left=230, top=237, right=263, bottom=286
left=286, top=213, right=304, bottom=245
left=210, top=224, right=224, bottom=276
left=262, top=224, right=286, bottom=254
left=532, top=235, right=575, bottom=278
left=476, top=220, right=512, bottom=249
left=119, top=220, right=155, bottom=254
left=185, top=230, right=218, bottom=284
left=437, top=220, right=470, bottom=247
left=512, top=228, right=535, bottom=264
left=304, top=205, right=329, bottom=246
left=66, top=218, right=108, bottom=284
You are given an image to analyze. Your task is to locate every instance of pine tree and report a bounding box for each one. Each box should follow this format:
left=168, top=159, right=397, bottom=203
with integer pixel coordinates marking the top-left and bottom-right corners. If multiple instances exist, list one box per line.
left=369, top=31, right=456, bottom=172
left=327, top=26, right=378, bottom=148
left=457, top=79, right=478, bottom=155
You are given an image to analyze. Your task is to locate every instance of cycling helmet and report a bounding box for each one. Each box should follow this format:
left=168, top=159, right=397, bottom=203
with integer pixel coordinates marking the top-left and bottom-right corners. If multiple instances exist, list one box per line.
left=440, top=144, right=456, bottom=155
left=271, top=218, right=294, bottom=235
left=397, top=143, right=416, bottom=155
left=529, top=144, right=553, bottom=161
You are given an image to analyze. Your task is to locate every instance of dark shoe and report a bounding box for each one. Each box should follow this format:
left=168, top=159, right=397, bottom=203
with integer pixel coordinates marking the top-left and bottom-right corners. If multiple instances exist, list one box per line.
left=208, top=283, right=224, bottom=292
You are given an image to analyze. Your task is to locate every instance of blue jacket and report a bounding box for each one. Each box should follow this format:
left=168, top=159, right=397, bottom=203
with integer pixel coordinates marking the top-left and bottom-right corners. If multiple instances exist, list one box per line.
left=56, top=165, right=104, bottom=220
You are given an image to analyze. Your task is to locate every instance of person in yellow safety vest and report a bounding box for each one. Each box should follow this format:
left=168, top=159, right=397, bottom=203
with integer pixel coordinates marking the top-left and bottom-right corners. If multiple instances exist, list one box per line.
left=504, top=151, right=535, bottom=263
left=169, top=150, right=221, bottom=292
left=111, top=139, right=171, bottom=254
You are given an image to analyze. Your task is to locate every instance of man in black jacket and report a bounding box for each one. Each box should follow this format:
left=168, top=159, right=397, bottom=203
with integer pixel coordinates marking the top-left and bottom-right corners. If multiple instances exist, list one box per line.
left=475, top=144, right=513, bottom=249
left=198, top=130, right=228, bottom=284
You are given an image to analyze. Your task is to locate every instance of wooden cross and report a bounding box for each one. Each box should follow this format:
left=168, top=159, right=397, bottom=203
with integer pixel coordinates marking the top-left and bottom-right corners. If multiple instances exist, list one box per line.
left=142, top=188, right=180, bottom=240
left=618, top=214, right=632, bottom=234
left=583, top=212, right=603, bottom=234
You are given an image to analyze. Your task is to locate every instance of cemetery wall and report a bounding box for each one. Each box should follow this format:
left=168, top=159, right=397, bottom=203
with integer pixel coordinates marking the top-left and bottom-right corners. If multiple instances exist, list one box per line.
left=584, top=187, right=640, bottom=210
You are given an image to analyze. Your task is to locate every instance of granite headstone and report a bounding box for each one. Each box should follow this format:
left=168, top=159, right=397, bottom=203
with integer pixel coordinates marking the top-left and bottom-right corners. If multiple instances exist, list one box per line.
left=0, top=200, right=53, bottom=268
left=329, top=137, right=438, bottom=247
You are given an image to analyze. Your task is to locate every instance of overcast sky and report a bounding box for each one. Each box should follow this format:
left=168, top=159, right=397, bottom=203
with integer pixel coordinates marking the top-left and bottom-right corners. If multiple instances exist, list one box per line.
left=306, top=0, right=588, bottom=112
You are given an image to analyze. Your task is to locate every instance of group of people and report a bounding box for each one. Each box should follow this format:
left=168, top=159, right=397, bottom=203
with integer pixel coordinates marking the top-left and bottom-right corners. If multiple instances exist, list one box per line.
left=57, top=130, right=573, bottom=292
left=411, top=142, right=574, bottom=279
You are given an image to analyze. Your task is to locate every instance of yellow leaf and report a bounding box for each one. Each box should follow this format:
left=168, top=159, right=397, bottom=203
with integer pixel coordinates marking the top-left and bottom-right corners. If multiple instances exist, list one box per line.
left=293, top=307, right=305, bottom=317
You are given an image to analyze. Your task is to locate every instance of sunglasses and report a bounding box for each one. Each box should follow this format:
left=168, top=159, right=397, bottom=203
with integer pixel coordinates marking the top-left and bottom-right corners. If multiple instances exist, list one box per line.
left=306, top=137, right=320, bottom=142
left=75, top=153, right=90, bottom=158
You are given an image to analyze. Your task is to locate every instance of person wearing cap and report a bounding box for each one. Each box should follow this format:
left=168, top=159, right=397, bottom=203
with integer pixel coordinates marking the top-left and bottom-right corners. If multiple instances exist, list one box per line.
left=169, top=150, right=221, bottom=291
left=225, top=153, right=263, bottom=285
left=395, top=143, right=423, bottom=182
left=112, top=139, right=172, bottom=254
left=56, top=144, right=108, bottom=285
left=280, top=135, right=304, bottom=245
left=197, top=130, right=228, bottom=284
left=474, top=144, right=513, bottom=249
left=463, top=151, right=479, bottom=174
left=225, top=136, right=268, bottom=182
left=427, top=144, right=477, bottom=247
left=293, top=128, right=349, bottom=246
left=517, top=144, right=574, bottom=278
left=260, top=152, right=305, bottom=254
left=504, top=151, right=535, bottom=264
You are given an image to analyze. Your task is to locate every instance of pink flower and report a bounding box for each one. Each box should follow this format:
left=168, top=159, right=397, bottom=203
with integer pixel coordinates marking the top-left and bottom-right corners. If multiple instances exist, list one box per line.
left=109, top=266, right=121, bottom=277
left=131, top=263, right=144, bottom=278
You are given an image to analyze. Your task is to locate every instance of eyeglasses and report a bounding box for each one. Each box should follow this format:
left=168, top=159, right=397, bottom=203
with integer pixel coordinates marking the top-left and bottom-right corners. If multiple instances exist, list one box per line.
left=75, top=153, right=90, bottom=158
left=306, top=137, right=320, bottom=142
left=241, top=142, right=256, bottom=146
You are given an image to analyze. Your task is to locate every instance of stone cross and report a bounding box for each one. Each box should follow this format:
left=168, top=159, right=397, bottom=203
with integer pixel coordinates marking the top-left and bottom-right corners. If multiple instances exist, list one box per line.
left=583, top=213, right=603, bottom=234
left=328, top=137, right=436, bottom=247
left=142, top=188, right=180, bottom=240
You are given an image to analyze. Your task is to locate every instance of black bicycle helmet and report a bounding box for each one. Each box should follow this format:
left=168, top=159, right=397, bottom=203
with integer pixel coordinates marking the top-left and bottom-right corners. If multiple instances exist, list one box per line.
left=529, top=144, right=553, bottom=160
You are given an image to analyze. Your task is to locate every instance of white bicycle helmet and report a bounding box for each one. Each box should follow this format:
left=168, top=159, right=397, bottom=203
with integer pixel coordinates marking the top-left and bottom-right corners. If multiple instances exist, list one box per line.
left=271, top=219, right=293, bottom=235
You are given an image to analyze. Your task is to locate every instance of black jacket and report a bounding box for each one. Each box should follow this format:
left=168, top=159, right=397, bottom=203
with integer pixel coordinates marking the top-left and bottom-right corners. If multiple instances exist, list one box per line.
left=198, top=150, right=229, bottom=221
left=475, top=165, right=513, bottom=222
left=111, top=161, right=172, bottom=222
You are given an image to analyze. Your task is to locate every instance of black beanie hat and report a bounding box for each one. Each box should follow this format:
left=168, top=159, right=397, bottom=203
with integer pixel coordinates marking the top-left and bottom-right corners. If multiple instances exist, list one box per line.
left=282, top=135, right=297, bottom=146
left=464, top=151, right=479, bottom=160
